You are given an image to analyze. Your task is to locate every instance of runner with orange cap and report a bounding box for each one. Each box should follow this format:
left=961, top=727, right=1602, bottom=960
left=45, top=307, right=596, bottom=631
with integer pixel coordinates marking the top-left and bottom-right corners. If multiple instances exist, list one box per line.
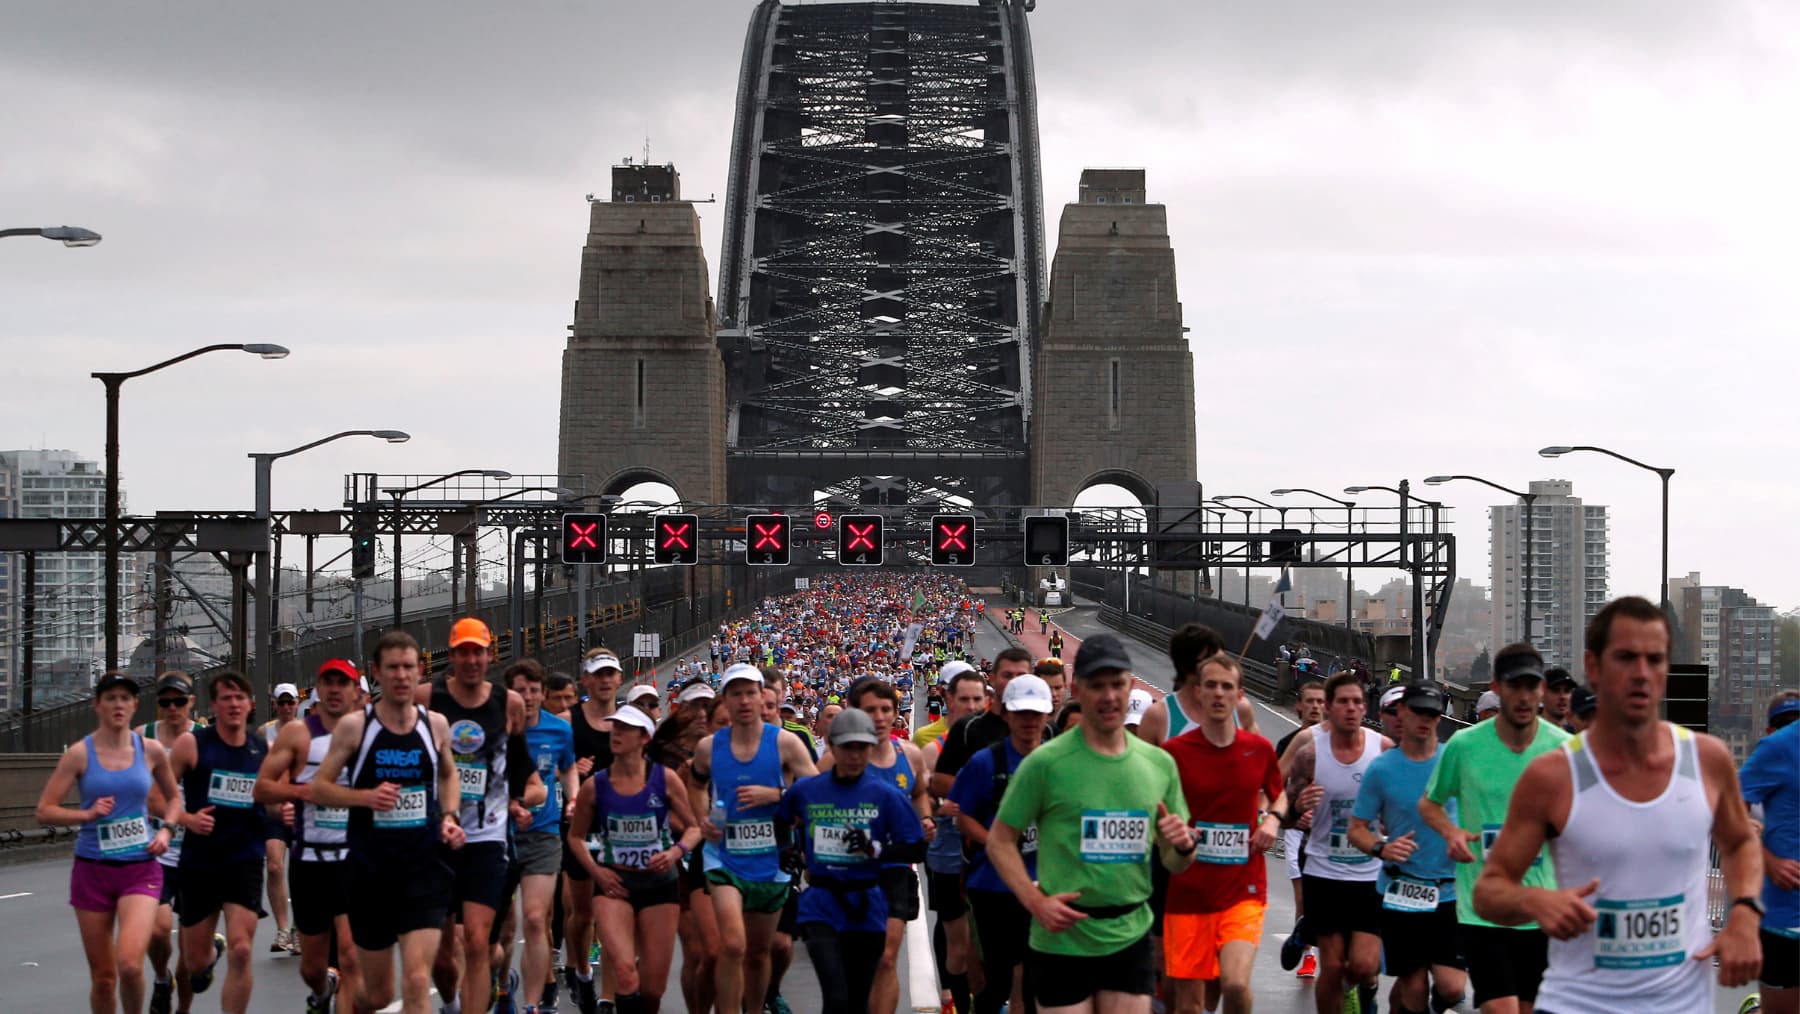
left=414, top=618, right=547, bottom=1014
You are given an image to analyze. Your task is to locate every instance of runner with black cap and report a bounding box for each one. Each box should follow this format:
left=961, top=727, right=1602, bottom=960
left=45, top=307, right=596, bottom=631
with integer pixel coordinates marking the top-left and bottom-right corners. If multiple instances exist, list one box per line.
left=1742, top=691, right=1800, bottom=1014
left=984, top=631, right=1196, bottom=1013
left=564, top=646, right=624, bottom=1013
left=777, top=707, right=927, bottom=1012
left=255, top=658, right=366, bottom=1014
left=1348, top=682, right=1467, bottom=1014
left=1540, top=668, right=1575, bottom=730
left=1564, top=686, right=1596, bottom=735
left=36, top=669, right=183, bottom=1014
left=692, top=662, right=818, bottom=1014
left=414, top=617, right=546, bottom=1014
left=141, top=671, right=214, bottom=1014
left=168, top=669, right=270, bottom=1013
left=1418, top=642, right=1568, bottom=1014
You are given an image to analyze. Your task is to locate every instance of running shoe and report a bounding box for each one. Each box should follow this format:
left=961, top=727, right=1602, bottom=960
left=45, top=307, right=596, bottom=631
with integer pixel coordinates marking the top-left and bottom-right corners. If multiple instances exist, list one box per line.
left=1296, top=951, right=1319, bottom=979
left=1280, top=917, right=1307, bottom=970
left=576, top=975, right=598, bottom=1014
left=149, top=978, right=173, bottom=1014
left=542, top=972, right=560, bottom=1014
left=1736, top=996, right=1762, bottom=1014
left=191, top=932, right=226, bottom=993
left=495, top=967, right=521, bottom=1014
left=285, top=926, right=301, bottom=954
left=770, top=995, right=793, bottom=1014
left=270, top=925, right=286, bottom=953
left=306, top=967, right=340, bottom=1014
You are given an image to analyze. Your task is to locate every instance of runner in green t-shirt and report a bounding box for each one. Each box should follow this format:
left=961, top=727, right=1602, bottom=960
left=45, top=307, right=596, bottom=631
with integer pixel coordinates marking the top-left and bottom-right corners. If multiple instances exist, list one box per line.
left=1419, top=642, right=1570, bottom=1012
left=987, top=632, right=1194, bottom=1011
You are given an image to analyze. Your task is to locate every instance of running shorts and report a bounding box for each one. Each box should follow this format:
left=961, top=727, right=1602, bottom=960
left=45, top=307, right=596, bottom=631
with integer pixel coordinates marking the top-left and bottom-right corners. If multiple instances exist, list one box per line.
left=289, top=858, right=353, bottom=936
left=879, top=866, right=921, bottom=923
left=1762, top=928, right=1799, bottom=990
left=514, top=830, right=562, bottom=879
left=1460, top=924, right=1548, bottom=1006
left=442, top=840, right=510, bottom=913
left=348, top=854, right=452, bottom=952
left=178, top=859, right=265, bottom=927
left=1377, top=898, right=1464, bottom=978
left=705, top=869, right=790, bottom=915
left=926, top=869, right=967, bottom=921
left=70, top=857, right=162, bottom=914
left=1164, top=900, right=1267, bottom=981
left=1027, top=933, right=1155, bottom=1007
left=1298, top=875, right=1379, bottom=941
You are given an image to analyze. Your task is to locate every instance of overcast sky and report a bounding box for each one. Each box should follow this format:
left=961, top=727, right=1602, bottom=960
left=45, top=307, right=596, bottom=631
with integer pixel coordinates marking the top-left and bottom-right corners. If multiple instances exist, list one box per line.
left=4, top=0, right=1796, bottom=611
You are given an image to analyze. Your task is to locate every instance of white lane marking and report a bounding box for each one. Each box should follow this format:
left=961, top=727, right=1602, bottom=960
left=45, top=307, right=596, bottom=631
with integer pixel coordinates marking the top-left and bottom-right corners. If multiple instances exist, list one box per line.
left=0, top=892, right=32, bottom=901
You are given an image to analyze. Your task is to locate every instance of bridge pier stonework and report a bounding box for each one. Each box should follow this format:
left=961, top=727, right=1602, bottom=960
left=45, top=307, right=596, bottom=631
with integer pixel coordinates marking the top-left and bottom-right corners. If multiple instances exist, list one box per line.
left=1030, top=169, right=1198, bottom=509
left=558, top=169, right=727, bottom=503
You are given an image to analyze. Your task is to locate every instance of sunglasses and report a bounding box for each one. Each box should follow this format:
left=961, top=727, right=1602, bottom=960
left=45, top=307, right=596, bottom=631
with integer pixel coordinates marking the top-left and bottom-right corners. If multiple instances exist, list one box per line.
left=158, top=697, right=189, bottom=708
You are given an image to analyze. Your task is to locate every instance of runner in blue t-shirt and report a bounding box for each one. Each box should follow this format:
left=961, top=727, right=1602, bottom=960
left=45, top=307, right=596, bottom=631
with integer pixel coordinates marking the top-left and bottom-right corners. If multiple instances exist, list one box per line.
left=1741, top=694, right=1800, bottom=1010
left=777, top=708, right=925, bottom=1013
left=1348, top=682, right=1468, bottom=1014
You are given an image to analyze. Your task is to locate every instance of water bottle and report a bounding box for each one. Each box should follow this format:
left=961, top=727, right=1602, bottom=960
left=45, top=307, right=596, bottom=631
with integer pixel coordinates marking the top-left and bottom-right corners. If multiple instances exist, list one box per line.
left=709, top=786, right=728, bottom=831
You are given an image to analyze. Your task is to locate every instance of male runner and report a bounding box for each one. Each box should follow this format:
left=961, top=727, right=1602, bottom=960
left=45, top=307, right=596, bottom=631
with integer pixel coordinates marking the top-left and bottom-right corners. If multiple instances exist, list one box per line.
left=261, top=680, right=302, bottom=955
left=930, top=648, right=1034, bottom=799
left=1281, top=671, right=1390, bottom=1014
left=1563, top=687, right=1596, bottom=735
left=1419, top=643, right=1568, bottom=1014
left=310, top=630, right=465, bottom=1014
left=256, top=659, right=365, bottom=1014
left=1474, top=596, right=1764, bottom=1010
left=143, top=671, right=213, bottom=1014
left=1348, top=682, right=1467, bottom=1014
left=1742, top=692, right=1800, bottom=1014
left=169, top=670, right=269, bottom=1014
left=1539, top=669, right=1574, bottom=728
left=508, top=659, right=578, bottom=1014
left=819, top=677, right=934, bottom=1014
left=565, top=647, right=623, bottom=1014
left=986, top=632, right=1196, bottom=1013
left=1158, top=654, right=1286, bottom=1014
left=1276, top=681, right=1327, bottom=979
left=414, top=618, right=546, bottom=1014
left=759, top=679, right=804, bottom=1014
left=693, top=663, right=818, bottom=1014
left=913, top=660, right=976, bottom=749
left=925, top=662, right=990, bottom=1014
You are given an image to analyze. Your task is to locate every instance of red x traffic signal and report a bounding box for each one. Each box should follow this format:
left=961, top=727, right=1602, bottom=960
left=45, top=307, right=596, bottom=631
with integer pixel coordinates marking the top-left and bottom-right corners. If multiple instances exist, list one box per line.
left=931, top=514, right=976, bottom=567
left=653, top=513, right=699, bottom=566
left=561, top=513, right=609, bottom=565
left=745, top=514, right=791, bottom=566
left=838, top=514, right=884, bottom=566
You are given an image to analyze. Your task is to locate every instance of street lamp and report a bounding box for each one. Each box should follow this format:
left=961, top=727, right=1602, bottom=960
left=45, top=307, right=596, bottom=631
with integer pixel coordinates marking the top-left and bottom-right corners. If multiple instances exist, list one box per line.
left=251, top=430, right=410, bottom=691
left=384, top=470, right=513, bottom=628
left=1205, top=500, right=1255, bottom=605
left=1426, top=474, right=1537, bottom=645
left=1345, top=482, right=1446, bottom=680
left=2, top=225, right=102, bottom=246
left=94, top=343, right=290, bottom=668
left=1271, top=488, right=1357, bottom=628
left=1539, top=444, right=1675, bottom=632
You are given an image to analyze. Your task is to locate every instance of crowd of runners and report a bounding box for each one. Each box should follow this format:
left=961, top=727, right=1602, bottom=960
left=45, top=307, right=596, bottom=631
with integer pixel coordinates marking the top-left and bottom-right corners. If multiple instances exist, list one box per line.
left=35, top=570, right=1798, bottom=1014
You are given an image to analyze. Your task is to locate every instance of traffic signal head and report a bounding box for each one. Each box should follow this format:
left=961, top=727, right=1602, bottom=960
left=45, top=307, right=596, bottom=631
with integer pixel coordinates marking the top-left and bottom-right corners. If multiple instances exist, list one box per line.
left=561, top=513, right=609, bottom=565
left=653, top=513, right=700, bottom=566
left=930, top=514, right=976, bottom=567
left=838, top=514, right=884, bottom=566
left=1024, top=515, right=1070, bottom=567
left=745, top=514, right=791, bottom=566
left=351, top=528, right=377, bottom=579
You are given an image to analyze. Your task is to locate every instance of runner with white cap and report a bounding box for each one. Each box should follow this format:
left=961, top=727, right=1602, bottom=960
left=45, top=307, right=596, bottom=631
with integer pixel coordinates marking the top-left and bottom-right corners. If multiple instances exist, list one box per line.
left=261, top=680, right=303, bottom=955
left=925, top=661, right=990, bottom=1014
left=625, top=683, right=661, bottom=724
left=692, top=663, right=819, bottom=1014
left=568, top=704, right=702, bottom=1014
left=912, top=660, right=974, bottom=750
left=1379, top=684, right=1407, bottom=744
left=1475, top=691, right=1501, bottom=722
left=1124, top=687, right=1155, bottom=734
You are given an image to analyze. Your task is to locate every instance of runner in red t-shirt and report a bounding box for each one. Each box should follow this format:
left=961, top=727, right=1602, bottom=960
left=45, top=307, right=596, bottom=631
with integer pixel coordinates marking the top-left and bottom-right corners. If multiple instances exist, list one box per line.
left=1161, top=654, right=1288, bottom=1014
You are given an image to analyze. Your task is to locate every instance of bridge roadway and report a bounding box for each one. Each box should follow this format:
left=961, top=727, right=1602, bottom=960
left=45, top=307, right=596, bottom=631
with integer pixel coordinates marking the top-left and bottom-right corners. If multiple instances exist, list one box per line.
left=0, top=596, right=1757, bottom=1012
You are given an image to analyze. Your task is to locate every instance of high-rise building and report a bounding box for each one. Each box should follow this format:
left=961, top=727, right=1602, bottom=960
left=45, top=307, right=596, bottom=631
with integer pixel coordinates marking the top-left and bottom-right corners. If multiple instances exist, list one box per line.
left=1489, top=479, right=1609, bottom=674
left=0, top=449, right=136, bottom=706
left=0, top=458, right=17, bottom=710
left=1669, top=573, right=1786, bottom=761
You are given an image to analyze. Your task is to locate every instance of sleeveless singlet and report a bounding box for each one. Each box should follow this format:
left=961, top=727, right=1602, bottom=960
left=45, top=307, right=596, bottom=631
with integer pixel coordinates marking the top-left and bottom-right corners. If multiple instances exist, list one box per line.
left=570, top=702, right=614, bottom=771
left=1535, top=726, right=1712, bottom=1013
left=348, top=704, right=441, bottom=863
left=702, top=724, right=789, bottom=884
left=295, top=712, right=350, bottom=862
left=179, top=726, right=268, bottom=866
left=143, top=720, right=199, bottom=868
left=75, top=733, right=155, bottom=862
left=589, top=763, right=675, bottom=878
left=1161, top=693, right=1243, bottom=743
left=1302, top=723, right=1383, bottom=882
left=431, top=680, right=510, bottom=845
left=869, top=742, right=918, bottom=870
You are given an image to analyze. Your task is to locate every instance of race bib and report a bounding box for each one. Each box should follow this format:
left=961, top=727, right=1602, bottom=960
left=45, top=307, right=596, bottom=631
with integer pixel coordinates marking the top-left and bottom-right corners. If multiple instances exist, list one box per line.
left=373, top=785, right=428, bottom=829
left=207, top=769, right=257, bottom=809
left=97, top=814, right=149, bottom=856
left=1481, top=822, right=1543, bottom=867
left=1192, top=821, right=1250, bottom=865
left=725, top=818, right=777, bottom=855
left=812, top=823, right=862, bottom=864
left=1327, top=826, right=1369, bottom=865
left=454, top=755, right=487, bottom=805
left=1595, top=895, right=1686, bottom=969
left=314, top=806, right=350, bottom=832
left=149, top=817, right=185, bottom=851
left=1382, top=876, right=1440, bottom=913
left=1020, top=823, right=1040, bottom=857
left=1080, top=810, right=1149, bottom=864
left=607, top=814, right=663, bottom=869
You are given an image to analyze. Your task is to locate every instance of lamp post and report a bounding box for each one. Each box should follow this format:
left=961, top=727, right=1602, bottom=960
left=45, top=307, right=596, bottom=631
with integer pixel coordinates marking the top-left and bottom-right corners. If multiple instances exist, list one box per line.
left=1271, top=488, right=1357, bottom=628
left=1426, top=474, right=1537, bottom=645
left=461, top=486, right=572, bottom=616
left=1205, top=500, right=1255, bottom=605
left=94, top=343, right=289, bottom=668
left=1539, top=444, right=1675, bottom=633
left=1346, top=483, right=1445, bottom=680
left=385, top=470, right=513, bottom=629
left=2, top=225, right=102, bottom=246
left=251, top=431, right=409, bottom=693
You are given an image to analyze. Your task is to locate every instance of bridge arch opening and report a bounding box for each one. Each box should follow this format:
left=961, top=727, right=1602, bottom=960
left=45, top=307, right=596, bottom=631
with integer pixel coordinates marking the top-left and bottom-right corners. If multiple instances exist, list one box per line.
left=1072, top=479, right=1147, bottom=571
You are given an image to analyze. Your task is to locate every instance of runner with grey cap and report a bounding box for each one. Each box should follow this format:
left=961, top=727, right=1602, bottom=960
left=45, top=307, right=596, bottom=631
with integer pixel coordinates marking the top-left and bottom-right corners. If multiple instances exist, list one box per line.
left=777, top=707, right=927, bottom=1013
left=1475, top=691, right=1501, bottom=723
left=1418, top=642, right=1568, bottom=1014
left=692, top=663, right=818, bottom=1014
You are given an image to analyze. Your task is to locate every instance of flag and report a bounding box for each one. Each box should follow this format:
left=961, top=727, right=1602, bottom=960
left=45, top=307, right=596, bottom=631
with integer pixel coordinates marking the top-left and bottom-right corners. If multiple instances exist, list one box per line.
left=1254, top=567, right=1291, bottom=641
left=913, top=590, right=927, bottom=612
left=1273, top=567, right=1292, bottom=597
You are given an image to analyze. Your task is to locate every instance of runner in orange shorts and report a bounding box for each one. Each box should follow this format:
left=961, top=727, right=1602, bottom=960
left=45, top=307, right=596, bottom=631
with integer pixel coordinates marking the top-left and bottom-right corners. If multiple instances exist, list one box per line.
left=1160, top=655, right=1288, bottom=1013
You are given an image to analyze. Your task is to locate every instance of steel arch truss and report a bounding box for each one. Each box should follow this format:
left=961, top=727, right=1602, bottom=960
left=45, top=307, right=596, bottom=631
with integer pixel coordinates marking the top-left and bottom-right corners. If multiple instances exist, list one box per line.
left=719, top=0, right=1045, bottom=508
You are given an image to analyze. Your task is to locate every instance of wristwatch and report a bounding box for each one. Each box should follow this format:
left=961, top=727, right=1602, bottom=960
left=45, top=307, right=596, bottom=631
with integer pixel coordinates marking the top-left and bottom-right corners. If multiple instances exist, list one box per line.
left=1369, top=837, right=1389, bottom=860
left=1732, top=896, right=1766, bottom=918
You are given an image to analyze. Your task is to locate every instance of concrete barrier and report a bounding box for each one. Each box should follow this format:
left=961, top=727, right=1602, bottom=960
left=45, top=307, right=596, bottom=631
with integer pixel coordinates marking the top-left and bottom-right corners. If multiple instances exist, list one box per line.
left=1, top=753, right=65, bottom=831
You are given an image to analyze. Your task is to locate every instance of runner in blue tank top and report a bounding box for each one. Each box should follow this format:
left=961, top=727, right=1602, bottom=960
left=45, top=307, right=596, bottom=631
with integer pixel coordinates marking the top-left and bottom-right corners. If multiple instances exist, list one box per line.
left=692, top=664, right=817, bottom=1014
left=819, top=677, right=934, bottom=1014
left=36, top=670, right=183, bottom=1014
left=568, top=704, right=702, bottom=1014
